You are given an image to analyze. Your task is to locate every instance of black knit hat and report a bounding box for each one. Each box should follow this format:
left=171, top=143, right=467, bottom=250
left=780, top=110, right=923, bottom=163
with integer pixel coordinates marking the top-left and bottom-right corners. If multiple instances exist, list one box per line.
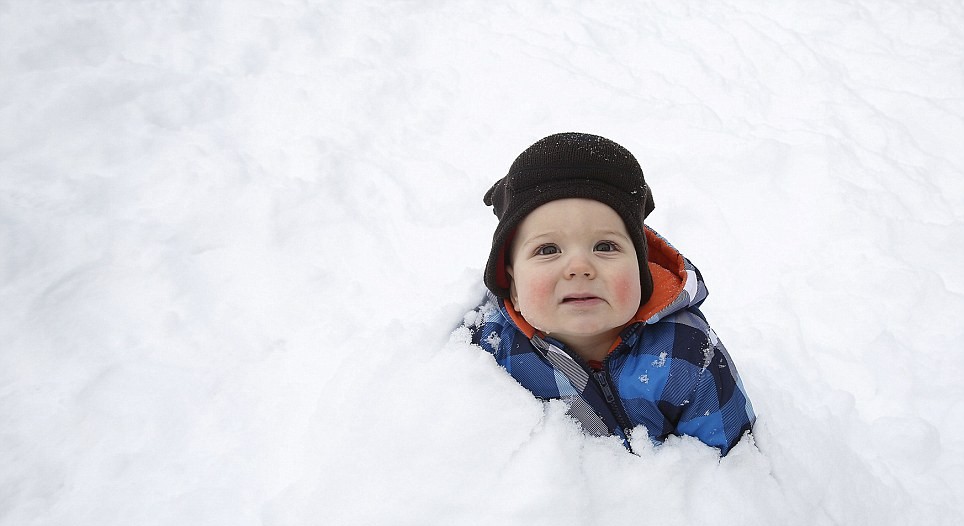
left=483, top=132, right=656, bottom=305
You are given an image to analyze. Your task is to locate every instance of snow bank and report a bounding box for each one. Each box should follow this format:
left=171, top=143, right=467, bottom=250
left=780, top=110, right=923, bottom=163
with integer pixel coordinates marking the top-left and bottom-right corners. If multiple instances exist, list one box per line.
left=2, top=1, right=962, bottom=524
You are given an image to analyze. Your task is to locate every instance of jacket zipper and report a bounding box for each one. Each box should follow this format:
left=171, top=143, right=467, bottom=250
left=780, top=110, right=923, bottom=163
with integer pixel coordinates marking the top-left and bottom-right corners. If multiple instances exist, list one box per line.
left=530, top=334, right=635, bottom=442
left=590, top=359, right=635, bottom=439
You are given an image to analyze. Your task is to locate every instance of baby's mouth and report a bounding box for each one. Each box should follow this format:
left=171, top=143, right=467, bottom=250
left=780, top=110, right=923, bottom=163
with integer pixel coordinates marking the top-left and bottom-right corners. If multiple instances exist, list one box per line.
left=562, top=295, right=602, bottom=304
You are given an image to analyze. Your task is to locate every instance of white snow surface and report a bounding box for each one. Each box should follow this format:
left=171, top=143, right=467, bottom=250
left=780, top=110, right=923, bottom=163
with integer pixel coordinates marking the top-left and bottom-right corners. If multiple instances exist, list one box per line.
left=2, top=1, right=963, bottom=524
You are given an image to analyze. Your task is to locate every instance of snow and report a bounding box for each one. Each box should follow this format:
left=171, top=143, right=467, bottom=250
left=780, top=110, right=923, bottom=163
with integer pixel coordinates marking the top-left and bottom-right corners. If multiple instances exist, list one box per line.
left=2, top=0, right=963, bottom=524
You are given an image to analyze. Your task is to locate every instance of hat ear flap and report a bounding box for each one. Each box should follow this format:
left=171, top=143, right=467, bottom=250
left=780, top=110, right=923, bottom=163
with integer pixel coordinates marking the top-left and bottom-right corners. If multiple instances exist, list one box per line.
left=483, top=176, right=508, bottom=216
left=493, top=239, right=510, bottom=290
left=483, top=182, right=497, bottom=206
left=642, top=184, right=655, bottom=220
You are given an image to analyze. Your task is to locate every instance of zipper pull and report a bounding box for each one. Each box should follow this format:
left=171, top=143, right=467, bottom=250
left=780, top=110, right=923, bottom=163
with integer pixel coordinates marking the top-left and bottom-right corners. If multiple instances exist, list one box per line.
left=593, top=369, right=618, bottom=405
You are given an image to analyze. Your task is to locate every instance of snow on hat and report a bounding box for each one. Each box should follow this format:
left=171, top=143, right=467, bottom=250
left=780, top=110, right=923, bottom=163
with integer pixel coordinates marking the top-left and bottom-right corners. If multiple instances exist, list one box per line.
left=483, top=132, right=656, bottom=304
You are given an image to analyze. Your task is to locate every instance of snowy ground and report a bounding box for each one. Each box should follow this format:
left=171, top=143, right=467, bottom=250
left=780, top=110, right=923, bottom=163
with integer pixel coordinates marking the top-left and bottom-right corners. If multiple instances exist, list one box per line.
left=2, top=1, right=963, bottom=524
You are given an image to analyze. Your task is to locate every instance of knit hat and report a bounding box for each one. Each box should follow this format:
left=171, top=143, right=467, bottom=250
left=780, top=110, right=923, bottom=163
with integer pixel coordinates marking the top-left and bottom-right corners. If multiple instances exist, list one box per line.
left=483, top=132, right=656, bottom=305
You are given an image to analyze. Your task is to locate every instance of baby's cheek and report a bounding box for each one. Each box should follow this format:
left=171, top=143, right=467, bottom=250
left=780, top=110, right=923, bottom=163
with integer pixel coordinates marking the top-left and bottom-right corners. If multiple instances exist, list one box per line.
left=612, top=274, right=642, bottom=306
left=523, top=275, right=556, bottom=304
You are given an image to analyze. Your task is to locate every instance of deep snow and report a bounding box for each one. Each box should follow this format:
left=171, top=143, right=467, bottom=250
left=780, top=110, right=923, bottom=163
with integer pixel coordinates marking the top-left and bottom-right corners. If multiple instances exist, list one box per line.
left=2, top=1, right=963, bottom=525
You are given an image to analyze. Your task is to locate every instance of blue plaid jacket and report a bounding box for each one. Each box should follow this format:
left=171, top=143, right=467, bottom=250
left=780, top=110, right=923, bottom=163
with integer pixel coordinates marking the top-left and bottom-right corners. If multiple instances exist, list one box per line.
left=465, top=227, right=754, bottom=455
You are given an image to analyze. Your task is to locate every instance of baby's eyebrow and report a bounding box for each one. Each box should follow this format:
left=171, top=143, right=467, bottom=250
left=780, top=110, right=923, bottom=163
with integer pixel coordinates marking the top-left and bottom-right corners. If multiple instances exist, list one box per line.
left=518, top=232, right=558, bottom=246
left=595, top=230, right=631, bottom=240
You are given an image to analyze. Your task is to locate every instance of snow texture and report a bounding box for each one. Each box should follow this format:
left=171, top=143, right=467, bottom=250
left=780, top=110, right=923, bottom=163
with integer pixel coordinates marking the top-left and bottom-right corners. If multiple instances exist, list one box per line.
left=2, top=1, right=963, bottom=525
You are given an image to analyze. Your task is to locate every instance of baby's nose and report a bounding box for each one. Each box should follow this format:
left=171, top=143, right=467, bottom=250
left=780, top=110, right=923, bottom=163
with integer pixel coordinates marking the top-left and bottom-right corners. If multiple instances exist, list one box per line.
left=565, top=255, right=595, bottom=278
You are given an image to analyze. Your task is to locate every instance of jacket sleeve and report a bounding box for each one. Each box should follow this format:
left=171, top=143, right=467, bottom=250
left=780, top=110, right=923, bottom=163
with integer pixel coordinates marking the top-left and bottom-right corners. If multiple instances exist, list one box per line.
left=671, top=316, right=755, bottom=455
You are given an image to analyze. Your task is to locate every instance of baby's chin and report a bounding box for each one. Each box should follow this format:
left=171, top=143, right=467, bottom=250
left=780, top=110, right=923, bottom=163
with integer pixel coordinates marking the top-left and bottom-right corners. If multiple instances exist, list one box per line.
left=541, top=323, right=626, bottom=341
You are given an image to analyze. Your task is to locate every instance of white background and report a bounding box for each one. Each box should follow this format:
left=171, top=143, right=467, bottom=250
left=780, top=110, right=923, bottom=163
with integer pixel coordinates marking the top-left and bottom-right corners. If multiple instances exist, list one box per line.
left=2, top=1, right=962, bottom=524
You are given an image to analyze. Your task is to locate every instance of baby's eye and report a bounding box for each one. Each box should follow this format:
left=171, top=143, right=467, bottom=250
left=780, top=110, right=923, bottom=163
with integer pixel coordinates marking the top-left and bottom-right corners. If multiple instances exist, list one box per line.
left=535, top=244, right=560, bottom=256
left=594, top=241, right=618, bottom=252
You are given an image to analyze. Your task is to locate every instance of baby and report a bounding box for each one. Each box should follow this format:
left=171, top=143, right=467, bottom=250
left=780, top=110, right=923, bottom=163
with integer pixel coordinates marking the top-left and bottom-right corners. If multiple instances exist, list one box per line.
left=463, top=132, right=754, bottom=455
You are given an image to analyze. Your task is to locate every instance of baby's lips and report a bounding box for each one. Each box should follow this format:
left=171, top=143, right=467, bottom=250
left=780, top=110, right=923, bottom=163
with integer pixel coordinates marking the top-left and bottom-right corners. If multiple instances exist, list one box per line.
left=561, top=294, right=601, bottom=303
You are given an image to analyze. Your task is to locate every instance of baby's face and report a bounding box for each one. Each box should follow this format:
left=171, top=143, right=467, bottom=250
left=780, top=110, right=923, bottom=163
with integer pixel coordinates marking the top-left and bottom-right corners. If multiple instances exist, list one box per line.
left=506, top=198, right=641, bottom=356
